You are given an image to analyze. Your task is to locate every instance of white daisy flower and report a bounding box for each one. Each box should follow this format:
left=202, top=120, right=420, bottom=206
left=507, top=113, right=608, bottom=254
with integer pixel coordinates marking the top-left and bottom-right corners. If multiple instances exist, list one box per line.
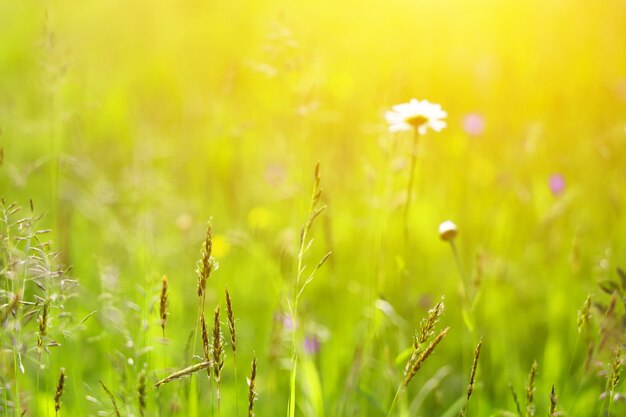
left=385, top=99, right=447, bottom=134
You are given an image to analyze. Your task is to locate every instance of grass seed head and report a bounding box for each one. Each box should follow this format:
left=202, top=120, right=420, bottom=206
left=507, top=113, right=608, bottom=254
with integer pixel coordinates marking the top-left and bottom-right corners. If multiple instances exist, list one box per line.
left=197, top=221, right=214, bottom=298
left=577, top=295, right=591, bottom=334
left=416, top=296, right=445, bottom=347
left=225, top=287, right=236, bottom=357
left=526, top=361, right=538, bottom=417
left=606, top=345, right=622, bottom=395
left=54, top=368, right=66, bottom=415
left=403, top=327, right=449, bottom=388
left=160, top=275, right=168, bottom=337
left=0, top=292, right=21, bottom=326
left=549, top=385, right=558, bottom=417
left=247, top=355, right=258, bottom=417
left=460, top=338, right=483, bottom=417
left=154, top=361, right=212, bottom=388
left=39, top=301, right=49, bottom=337
left=212, top=305, right=225, bottom=382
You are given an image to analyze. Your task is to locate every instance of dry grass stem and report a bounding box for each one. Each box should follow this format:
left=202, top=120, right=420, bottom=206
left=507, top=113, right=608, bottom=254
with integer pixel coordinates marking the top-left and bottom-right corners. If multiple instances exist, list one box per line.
left=154, top=361, right=213, bottom=388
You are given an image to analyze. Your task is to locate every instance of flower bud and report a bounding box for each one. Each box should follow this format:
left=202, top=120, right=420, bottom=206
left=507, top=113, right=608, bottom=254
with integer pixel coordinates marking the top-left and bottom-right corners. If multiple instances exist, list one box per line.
left=439, top=221, right=458, bottom=242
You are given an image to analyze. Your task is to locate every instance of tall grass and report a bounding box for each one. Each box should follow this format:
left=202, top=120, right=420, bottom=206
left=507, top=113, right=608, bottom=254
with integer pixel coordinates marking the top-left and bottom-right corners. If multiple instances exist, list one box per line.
left=1, top=1, right=626, bottom=415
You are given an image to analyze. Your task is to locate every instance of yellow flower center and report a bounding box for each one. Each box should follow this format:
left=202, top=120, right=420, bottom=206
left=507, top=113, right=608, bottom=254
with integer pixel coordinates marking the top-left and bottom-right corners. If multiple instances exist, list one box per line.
left=405, top=115, right=428, bottom=128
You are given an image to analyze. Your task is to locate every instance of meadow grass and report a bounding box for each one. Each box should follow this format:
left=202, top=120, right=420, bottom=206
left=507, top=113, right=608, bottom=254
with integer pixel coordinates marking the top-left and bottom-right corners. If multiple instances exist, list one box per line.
left=1, top=1, right=626, bottom=416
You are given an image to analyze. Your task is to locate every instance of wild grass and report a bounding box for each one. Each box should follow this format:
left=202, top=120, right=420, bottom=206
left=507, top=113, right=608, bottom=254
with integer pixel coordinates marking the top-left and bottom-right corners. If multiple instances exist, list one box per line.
left=459, top=338, right=483, bottom=417
left=53, top=368, right=65, bottom=416
left=2, top=1, right=626, bottom=415
left=288, top=162, right=331, bottom=417
left=160, top=275, right=168, bottom=338
left=248, top=355, right=258, bottom=417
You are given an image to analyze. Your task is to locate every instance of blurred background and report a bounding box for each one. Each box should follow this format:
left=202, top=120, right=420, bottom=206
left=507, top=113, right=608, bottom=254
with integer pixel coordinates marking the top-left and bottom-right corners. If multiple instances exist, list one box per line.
left=1, top=0, right=626, bottom=415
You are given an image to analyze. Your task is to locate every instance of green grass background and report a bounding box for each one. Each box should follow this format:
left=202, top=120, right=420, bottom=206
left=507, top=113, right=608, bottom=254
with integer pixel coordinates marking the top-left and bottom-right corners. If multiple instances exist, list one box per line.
left=1, top=0, right=626, bottom=415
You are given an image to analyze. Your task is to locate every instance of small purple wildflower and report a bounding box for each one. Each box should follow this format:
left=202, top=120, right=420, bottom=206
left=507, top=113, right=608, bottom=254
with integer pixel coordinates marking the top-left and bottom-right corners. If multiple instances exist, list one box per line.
left=283, top=315, right=295, bottom=331
left=274, top=312, right=295, bottom=331
left=303, top=336, right=320, bottom=354
left=549, top=174, right=566, bottom=196
left=462, top=113, right=485, bottom=137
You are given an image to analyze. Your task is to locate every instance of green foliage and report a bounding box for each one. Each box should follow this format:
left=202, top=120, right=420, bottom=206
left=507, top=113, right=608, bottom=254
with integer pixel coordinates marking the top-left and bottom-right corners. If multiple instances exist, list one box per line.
left=1, top=1, right=626, bottom=416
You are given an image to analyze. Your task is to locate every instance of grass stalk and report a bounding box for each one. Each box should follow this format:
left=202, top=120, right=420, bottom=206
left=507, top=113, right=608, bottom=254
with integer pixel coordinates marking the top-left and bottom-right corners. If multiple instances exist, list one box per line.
left=154, top=361, right=213, bottom=388
left=403, top=128, right=420, bottom=245
left=459, top=338, right=483, bottom=417
left=388, top=326, right=449, bottom=417
left=288, top=162, right=328, bottom=417
left=225, top=287, right=239, bottom=415
left=100, top=381, right=121, bottom=417
left=509, top=383, right=523, bottom=417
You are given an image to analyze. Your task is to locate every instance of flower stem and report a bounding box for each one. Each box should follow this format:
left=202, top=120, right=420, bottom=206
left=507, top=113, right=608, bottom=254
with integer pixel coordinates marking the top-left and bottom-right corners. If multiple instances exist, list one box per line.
left=403, top=128, right=420, bottom=245
left=449, top=240, right=468, bottom=299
